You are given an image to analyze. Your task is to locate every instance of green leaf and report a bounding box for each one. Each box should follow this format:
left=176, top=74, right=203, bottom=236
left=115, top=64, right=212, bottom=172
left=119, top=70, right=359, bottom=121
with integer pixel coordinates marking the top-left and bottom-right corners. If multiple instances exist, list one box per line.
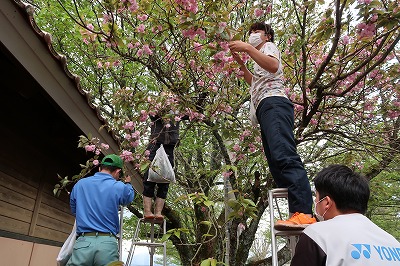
left=200, top=259, right=211, bottom=266
left=199, top=221, right=212, bottom=227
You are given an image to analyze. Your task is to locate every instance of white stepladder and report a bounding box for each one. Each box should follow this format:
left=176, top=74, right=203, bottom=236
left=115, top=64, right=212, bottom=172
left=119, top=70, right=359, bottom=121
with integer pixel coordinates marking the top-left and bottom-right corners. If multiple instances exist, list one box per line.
left=269, top=188, right=304, bottom=266
left=125, top=218, right=167, bottom=266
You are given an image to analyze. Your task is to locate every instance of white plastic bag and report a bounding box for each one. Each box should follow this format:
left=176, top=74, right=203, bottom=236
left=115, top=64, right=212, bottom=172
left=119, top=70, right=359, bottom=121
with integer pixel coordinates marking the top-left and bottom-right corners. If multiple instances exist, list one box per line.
left=148, top=145, right=176, bottom=183
left=249, top=98, right=258, bottom=126
left=56, top=220, right=76, bottom=266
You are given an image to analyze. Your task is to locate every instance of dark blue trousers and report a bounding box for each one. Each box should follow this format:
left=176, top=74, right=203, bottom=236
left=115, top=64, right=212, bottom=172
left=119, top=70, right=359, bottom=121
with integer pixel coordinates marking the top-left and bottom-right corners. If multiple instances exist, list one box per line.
left=256, top=96, right=313, bottom=214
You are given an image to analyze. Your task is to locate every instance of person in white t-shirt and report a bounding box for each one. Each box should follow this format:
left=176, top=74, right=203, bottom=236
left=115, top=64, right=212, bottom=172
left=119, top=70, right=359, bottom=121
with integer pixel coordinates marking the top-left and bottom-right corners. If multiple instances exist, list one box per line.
left=291, top=164, right=400, bottom=266
left=229, top=22, right=315, bottom=229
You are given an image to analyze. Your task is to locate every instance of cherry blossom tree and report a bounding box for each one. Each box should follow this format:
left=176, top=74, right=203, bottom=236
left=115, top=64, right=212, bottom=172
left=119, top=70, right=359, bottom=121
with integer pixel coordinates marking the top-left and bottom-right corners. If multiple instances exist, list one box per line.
left=30, top=0, right=399, bottom=265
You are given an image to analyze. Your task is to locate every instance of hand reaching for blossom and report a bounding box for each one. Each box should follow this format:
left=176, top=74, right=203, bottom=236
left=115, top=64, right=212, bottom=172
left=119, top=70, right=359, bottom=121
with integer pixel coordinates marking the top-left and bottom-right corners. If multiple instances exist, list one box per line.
left=231, top=51, right=245, bottom=66
left=229, top=40, right=251, bottom=54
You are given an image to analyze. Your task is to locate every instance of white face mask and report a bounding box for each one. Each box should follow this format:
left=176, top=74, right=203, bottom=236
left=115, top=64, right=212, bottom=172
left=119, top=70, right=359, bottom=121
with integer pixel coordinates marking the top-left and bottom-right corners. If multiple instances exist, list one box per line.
left=248, top=32, right=263, bottom=47
left=314, top=196, right=329, bottom=221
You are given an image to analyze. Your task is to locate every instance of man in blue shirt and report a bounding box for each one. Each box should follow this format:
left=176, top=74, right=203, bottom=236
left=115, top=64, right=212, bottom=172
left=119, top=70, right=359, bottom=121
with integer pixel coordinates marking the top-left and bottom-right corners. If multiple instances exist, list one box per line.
left=66, top=154, right=134, bottom=266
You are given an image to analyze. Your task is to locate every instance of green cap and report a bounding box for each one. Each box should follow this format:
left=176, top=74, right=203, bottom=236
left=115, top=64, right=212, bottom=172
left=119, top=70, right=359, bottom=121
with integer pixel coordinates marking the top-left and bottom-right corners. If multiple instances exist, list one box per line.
left=101, top=154, right=123, bottom=169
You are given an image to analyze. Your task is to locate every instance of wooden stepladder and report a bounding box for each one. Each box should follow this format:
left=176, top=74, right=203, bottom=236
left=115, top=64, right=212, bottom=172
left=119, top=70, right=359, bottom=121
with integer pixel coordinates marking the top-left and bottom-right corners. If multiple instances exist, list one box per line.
left=269, top=188, right=304, bottom=266
left=125, top=218, right=167, bottom=266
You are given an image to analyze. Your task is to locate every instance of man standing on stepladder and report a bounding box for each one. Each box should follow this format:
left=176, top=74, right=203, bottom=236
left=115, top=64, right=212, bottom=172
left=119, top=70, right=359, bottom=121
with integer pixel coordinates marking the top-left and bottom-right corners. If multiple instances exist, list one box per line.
left=229, top=21, right=316, bottom=229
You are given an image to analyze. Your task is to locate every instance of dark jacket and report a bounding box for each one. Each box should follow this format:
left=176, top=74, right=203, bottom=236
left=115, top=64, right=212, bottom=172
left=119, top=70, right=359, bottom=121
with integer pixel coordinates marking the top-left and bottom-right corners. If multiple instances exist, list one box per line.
left=149, top=115, right=188, bottom=145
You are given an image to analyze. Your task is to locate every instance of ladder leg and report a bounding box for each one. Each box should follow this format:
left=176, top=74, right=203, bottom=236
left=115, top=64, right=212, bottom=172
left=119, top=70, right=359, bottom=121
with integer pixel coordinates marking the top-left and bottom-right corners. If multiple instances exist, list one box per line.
left=163, top=219, right=167, bottom=266
left=269, top=189, right=278, bottom=266
left=126, top=219, right=143, bottom=265
left=150, top=222, right=155, bottom=266
left=269, top=188, right=303, bottom=266
left=126, top=218, right=168, bottom=266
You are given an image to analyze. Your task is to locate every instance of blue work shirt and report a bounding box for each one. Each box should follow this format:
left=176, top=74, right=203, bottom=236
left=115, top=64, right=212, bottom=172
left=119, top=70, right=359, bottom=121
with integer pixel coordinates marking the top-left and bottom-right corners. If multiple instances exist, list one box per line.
left=70, top=172, right=134, bottom=235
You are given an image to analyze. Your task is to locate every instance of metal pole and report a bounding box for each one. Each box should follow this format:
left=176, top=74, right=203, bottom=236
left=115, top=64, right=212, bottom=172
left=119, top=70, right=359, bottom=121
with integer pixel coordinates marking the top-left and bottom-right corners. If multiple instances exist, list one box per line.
left=224, top=177, right=235, bottom=265
left=119, top=206, right=124, bottom=261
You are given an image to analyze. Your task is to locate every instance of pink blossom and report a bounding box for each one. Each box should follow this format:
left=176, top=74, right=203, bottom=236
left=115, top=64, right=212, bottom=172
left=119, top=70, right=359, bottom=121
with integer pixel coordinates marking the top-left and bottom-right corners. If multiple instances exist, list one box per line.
left=357, top=22, right=375, bottom=38
left=175, top=0, right=198, bottom=13
left=131, top=140, right=139, bottom=148
left=315, top=58, right=323, bottom=67
left=248, top=143, right=256, bottom=153
left=137, top=24, right=145, bottom=33
left=189, top=59, right=196, bottom=69
left=310, top=118, right=318, bottom=125
left=128, top=0, right=138, bottom=12
left=194, top=42, right=202, bottom=52
left=236, top=154, right=245, bottom=161
left=242, top=130, right=252, bottom=138
left=142, top=44, right=153, bottom=55
left=137, top=49, right=144, bottom=57
left=233, top=144, right=240, bottom=152
left=218, top=22, right=227, bottom=29
left=219, top=41, right=230, bottom=52
left=124, top=133, right=131, bottom=140
left=123, top=121, right=135, bottom=130
left=388, top=110, right=399, bottom=119
left=101, top=143, right=110, bottom=150
left=152, top=25, right=162, bottom=33
left=85, top=144, right=96, bottom=152
left=127, top=43, right=134, bottom=49
left=131, top=130, right=140, bottom=139
left=144, top=150, right=151, bottom=157
left=224, top=105, right=232, bottom=113
left=121, top=150, right=134, bottom=162
left=196, top=28, right=206, bottom=39
left=140, top=110, right=148, bottom=122
left=87, top=24, right=94, bottom=31
left=97, top=61, right=103, bottom=68
left=197, top=80, right=205, bottom=86
left=342, top=35, right=350, bottom=45
left=102, top=13, right=111, bottom=24
left=354, top=161, right=364, bottom=170
left=254, top=8, right=264, bottom=17
left=265, top=4, right=272, bottom=14
left=137, top=14, right=148, bottom=21
left=222, top=171, right=233, bottom=178
left=104, top=62, right=110, bottom=68
left=93, top=160, right=99, bottom=166
left=83, top=38, right=89, bottom=45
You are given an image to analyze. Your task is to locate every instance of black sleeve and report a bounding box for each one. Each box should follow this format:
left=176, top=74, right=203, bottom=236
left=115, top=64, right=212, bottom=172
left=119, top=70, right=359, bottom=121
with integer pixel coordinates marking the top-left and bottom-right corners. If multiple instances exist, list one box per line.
left=181, top=115, right=190, bottom=120
left=290, top=233, right=326, bottom=266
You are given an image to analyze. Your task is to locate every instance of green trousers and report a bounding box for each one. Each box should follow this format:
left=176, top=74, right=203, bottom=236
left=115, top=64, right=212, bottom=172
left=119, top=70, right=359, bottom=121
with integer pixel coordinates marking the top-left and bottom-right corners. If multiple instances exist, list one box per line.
left=66, top=235, right=119, bottom=266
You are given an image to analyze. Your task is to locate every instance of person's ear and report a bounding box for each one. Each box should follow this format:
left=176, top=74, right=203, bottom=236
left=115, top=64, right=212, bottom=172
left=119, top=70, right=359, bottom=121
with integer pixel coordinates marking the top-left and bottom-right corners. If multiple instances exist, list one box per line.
left=325, top=196, right=334, bottom=209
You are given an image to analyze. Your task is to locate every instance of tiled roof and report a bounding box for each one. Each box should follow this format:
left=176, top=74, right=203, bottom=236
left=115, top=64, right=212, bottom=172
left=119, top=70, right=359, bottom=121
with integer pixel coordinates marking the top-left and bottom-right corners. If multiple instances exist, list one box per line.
left=12, top=0, right=117, bottom=144
left=10, top=0, right=144, bottom=191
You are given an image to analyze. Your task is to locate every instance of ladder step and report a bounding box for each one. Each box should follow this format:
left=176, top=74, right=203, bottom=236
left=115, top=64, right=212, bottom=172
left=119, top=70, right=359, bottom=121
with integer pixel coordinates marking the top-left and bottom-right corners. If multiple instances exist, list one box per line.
left=132, top=242, right=166, bottom=247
